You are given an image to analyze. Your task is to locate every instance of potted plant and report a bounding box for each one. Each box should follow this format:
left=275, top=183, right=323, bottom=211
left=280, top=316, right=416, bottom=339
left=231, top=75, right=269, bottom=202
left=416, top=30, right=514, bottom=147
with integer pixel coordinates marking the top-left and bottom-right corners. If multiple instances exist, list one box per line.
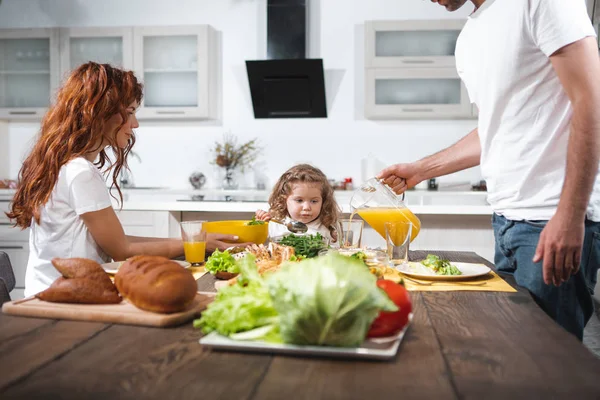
left=211, top=133, right=260, bottom=189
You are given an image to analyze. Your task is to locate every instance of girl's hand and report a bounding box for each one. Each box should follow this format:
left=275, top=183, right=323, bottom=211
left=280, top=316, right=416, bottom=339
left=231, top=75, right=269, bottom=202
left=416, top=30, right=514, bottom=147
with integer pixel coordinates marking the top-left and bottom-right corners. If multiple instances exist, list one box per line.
left=255, top=209, right=272, bottom=221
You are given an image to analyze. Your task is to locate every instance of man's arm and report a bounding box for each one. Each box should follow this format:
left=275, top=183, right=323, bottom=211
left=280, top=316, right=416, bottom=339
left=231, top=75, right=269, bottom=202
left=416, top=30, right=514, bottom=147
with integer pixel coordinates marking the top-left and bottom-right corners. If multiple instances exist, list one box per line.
left=551, top=36, right=600, bottom=221
left=415, top=127, right=481, bottom=180
left=378, top=127, right=481, bottom=194
left=533, top=36, right=600, bottom=285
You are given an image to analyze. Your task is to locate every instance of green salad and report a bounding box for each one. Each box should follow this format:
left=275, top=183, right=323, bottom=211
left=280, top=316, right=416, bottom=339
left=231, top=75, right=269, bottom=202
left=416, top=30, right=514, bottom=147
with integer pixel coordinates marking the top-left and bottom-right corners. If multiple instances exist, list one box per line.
left=246, top=216, right=266, bottom=225
left=421, top=254, right=462, bottom=276
left=205, top=249, right=239, bottom=275
left=194, top=253, right=397, bottom=347
left=277, top=233, right=327, bottom=258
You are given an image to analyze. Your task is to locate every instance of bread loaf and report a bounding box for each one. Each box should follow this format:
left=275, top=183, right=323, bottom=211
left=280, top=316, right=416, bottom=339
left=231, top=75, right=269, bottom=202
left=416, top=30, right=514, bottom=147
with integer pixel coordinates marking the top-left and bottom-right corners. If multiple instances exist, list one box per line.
left=36, top=258, right=121, bottom=304
left=114, top=255, right=197, bottom=313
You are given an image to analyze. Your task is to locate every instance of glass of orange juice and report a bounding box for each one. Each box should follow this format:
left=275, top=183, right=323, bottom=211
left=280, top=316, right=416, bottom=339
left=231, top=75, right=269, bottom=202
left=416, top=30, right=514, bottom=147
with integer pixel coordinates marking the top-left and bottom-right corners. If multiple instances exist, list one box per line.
left=385, top=221, right=412, bottom=267
left=180, top=220, right=207, bottom=266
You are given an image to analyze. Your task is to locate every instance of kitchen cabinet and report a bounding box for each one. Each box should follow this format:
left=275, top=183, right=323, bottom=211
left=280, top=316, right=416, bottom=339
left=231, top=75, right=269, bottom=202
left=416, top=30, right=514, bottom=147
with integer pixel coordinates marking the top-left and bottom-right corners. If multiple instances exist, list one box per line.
left=59, top=27, right=133, bottom=80
left=365, top=68, right=471, bottom=119
left=0, top=24, right=219, bottom=121
left=116, top=210, right=182, bottom=238
left=364, top=19, right=476, bottom=120
left=365, top=20, right=465, bottom=68
left=0, top=199, right=29, bottom=300
left=0, top=28, right=60, bottom=120
left=133, top=25, right=218, bottom=120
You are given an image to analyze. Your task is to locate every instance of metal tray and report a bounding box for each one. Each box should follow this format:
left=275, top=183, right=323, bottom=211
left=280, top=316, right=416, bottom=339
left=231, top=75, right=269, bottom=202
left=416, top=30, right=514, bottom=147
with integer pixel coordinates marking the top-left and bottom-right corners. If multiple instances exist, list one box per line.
left=199, top=315, right=412, bottom=361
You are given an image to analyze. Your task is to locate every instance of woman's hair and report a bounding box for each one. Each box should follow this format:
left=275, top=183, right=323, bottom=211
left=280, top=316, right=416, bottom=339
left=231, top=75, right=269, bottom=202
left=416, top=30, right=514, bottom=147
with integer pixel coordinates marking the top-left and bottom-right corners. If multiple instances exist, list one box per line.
left=268, top=163, right=341, bottom=230
left=7, top=62, right=143, bottom=228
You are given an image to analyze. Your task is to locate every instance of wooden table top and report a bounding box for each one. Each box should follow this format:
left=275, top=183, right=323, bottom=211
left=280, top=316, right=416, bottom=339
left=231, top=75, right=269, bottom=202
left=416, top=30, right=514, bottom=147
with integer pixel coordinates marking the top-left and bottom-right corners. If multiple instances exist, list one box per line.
left=1, top=250, right=600, bottom=400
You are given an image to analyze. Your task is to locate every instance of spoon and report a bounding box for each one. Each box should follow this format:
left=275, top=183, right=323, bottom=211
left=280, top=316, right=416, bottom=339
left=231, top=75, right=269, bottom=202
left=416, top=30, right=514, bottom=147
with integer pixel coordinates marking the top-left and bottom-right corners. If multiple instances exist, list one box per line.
left=270, top=218, right=308, bottom=234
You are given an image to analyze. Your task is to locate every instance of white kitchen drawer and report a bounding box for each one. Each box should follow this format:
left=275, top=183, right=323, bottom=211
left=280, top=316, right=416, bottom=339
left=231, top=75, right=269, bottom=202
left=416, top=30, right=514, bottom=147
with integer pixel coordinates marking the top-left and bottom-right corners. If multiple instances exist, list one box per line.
left=10, top=288, right=25, bottom=301
left=0, top=200, right=11, bottom=224
left=116, top=210, right=180, bottom=238
left=0, top=241, right=29, bottom=288
left=0, top=224, right=29, bottom=241
left=115, top=210, right=156, bottom=226
left=123, top=226, right=154, bottom=236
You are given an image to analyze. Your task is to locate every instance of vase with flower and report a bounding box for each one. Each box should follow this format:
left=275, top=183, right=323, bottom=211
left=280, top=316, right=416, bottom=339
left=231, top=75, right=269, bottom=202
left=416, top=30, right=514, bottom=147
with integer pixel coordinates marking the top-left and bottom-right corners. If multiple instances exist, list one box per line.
left=211, top=134, right=260, bottom=190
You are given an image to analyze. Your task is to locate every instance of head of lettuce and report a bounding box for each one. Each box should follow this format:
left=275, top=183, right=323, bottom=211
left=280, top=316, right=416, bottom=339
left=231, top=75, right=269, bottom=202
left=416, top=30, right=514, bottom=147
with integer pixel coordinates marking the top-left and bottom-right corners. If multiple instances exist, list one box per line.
left=267, top=252, right=397, bottom=347
left=196, top=252, right=398, bottom=347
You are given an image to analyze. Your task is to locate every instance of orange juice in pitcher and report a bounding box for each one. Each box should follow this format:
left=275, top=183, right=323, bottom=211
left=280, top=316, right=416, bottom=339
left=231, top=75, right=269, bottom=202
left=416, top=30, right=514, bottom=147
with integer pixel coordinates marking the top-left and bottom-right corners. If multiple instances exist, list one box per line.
left=350, top=178, right=421, bottom=242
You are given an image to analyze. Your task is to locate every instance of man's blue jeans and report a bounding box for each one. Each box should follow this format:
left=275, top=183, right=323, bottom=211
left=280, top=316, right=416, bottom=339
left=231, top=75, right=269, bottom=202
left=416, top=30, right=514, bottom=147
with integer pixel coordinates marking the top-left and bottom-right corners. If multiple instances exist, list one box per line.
left=492, top=213, right=600, bottom=340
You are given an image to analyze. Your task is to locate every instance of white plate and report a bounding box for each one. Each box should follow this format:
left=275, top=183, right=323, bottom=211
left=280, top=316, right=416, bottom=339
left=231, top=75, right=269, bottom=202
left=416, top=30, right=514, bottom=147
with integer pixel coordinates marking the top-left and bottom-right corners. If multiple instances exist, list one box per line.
left=398, top=261, right=491, bottom=281
left=199, top=314, right=413, bottom=361
left=101, top=260, right=191, bottom=274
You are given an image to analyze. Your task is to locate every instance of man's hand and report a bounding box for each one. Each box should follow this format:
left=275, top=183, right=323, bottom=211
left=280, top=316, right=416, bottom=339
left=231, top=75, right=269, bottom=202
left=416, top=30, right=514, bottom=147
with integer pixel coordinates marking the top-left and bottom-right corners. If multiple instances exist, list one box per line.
left=255, top=209, right=272, bottom=221
left=376, top=163, right=422, bottom=194
left=533, top=212, right=584, bottom=286
left=206, top=233, right=253, bottom=252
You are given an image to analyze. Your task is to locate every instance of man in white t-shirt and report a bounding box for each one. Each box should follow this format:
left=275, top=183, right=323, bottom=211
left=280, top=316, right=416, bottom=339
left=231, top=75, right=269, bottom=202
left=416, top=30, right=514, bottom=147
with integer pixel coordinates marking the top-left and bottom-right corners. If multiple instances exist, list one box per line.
left=378, top=0, right=600, bottom=340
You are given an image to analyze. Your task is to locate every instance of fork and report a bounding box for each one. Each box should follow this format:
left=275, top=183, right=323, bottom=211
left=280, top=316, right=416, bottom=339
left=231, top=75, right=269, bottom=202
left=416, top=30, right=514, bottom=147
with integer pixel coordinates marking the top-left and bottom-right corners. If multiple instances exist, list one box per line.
left=401, top=275, right=487, bottom=286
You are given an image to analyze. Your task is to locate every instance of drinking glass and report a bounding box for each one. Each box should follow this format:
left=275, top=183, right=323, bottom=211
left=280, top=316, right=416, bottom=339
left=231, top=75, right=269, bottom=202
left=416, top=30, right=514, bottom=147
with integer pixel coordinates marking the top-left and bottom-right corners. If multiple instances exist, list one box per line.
left=337, top=219, right=364, bottom=248
left=180, top=220, right=207, bottom=266
left=385, top=221, right=412, bottom=267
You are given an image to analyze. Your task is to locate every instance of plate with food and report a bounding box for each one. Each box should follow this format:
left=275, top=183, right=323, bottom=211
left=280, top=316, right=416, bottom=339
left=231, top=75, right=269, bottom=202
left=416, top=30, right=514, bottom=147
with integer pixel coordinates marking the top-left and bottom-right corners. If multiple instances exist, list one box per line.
left=200, top=314, right=412, bottom=361
left=397, top=254, right=491, bottom=281
left=101, top=259, right=191, bottom=274
left=198, top=252, right=413, bottom=361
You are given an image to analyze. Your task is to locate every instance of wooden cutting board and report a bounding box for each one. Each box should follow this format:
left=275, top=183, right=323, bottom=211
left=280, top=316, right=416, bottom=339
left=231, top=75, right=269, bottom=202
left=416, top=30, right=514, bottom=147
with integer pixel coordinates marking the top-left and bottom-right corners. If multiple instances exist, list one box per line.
left=1, top=292, right=215, bottom=328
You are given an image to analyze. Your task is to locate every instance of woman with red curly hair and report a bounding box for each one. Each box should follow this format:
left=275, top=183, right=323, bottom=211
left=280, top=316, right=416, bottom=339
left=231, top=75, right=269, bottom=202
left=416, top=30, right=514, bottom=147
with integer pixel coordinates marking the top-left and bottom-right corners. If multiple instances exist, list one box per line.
left=7, top=62, right=243, bottom=296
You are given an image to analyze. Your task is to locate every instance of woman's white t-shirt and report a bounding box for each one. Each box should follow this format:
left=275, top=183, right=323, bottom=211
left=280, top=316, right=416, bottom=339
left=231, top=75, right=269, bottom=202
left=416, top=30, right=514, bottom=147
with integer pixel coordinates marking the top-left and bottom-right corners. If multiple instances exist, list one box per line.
left=24, top=158, right=113, bottom=296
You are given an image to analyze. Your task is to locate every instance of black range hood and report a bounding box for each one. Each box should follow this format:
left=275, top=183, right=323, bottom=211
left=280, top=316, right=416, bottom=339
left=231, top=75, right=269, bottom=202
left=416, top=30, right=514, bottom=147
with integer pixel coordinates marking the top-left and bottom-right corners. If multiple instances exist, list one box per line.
left=246, top=0, right=327, bottom=119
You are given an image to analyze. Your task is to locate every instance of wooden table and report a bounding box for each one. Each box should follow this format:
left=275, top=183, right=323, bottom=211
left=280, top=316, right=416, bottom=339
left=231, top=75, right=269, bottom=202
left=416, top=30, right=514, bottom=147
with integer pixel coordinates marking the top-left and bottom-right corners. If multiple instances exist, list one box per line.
left=1, top=250, right=600, bottom=400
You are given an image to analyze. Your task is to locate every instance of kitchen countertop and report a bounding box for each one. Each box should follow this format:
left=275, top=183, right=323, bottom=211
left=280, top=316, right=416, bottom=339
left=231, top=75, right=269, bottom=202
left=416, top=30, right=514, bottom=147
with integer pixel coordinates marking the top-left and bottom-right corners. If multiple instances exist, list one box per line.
left=0, top=188, right=492, bottom=215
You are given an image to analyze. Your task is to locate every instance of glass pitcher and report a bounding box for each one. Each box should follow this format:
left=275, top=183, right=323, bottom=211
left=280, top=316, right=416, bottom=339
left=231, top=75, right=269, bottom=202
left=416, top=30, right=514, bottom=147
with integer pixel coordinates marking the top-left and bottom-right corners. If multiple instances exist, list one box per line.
left=349, top=178, right=421, bottom=242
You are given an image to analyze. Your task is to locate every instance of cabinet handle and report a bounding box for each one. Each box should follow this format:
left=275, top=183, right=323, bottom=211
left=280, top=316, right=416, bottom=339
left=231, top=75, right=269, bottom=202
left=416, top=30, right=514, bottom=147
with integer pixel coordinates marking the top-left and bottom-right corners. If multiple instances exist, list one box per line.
left=402, top=108, right=434, bottom=112
left=0, top=223, right=13, bottom=226
left=402, top=60, right=435, bottom=64
left=9, top=111, right=37, bottom=115
left=155, top=111, right=186, bottom=115
left=0, top=246, right=24, bottom=250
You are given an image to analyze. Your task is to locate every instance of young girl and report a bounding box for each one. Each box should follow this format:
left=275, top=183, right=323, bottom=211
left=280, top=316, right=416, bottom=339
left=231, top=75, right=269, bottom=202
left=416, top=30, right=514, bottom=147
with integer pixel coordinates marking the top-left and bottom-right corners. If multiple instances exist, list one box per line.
left=255, top=164, right=341, bottom=242
left=7, top=62, right=244, bottom=296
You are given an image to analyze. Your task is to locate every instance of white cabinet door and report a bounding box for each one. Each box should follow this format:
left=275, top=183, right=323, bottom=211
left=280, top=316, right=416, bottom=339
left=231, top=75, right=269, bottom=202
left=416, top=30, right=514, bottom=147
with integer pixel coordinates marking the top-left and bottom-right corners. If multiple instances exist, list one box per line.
left=365, top=68, right=472, bottom=119
left=59, top=27, right=134, bottom=81
left=133, top=25, right=218, bottom=120
left=0, top=28, right=60, bottom=120
left=0, top=241, right=29, bottom=291
left=116, top=210, right=181, bottom=238
left=365, top=20, right=465, bottom=68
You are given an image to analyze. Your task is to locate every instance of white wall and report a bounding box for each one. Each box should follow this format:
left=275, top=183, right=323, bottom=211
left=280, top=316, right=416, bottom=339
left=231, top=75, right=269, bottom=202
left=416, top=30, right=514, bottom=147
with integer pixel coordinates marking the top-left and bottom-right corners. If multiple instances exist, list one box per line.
left=0, top=0, right=479, bottom=190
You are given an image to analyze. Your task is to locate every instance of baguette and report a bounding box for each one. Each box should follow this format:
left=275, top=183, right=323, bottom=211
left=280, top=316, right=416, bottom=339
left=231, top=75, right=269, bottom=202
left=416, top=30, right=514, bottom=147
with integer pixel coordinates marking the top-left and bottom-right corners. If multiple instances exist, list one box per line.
left=114, top=255, right=197, bottom=314
left=36, top=258, right=121, bottom=304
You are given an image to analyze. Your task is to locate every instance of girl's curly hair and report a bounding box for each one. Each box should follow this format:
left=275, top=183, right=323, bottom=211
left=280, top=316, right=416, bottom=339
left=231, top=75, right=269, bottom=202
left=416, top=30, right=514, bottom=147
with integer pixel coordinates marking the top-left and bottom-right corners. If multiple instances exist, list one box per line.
left=7, top=62, right=143, bottom=228
left=268, top=164, right=341, bottom=231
